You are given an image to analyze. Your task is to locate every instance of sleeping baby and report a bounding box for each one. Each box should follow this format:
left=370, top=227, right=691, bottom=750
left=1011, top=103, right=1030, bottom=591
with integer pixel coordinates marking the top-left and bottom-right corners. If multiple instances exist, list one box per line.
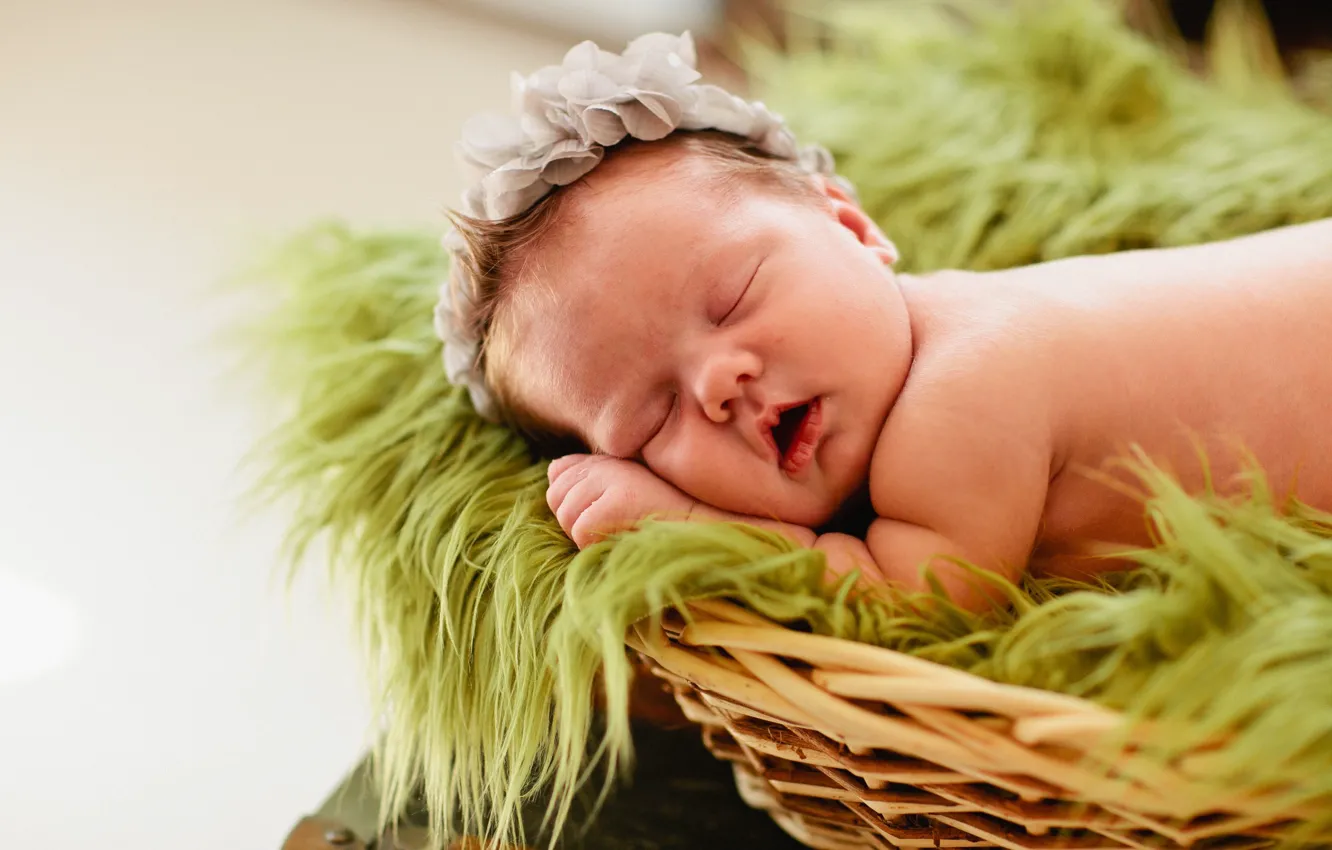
left=436, top=33, right=1332, bottom=610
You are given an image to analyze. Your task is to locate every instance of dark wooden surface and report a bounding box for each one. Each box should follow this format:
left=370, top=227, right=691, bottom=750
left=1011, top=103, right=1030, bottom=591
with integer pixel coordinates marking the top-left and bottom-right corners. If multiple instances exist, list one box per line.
left=283, top=719, right=807, bottom=850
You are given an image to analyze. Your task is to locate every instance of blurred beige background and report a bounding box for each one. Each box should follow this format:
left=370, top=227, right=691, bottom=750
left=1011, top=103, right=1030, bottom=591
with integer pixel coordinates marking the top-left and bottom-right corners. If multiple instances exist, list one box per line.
left=0, top=0, right=714, bottom=846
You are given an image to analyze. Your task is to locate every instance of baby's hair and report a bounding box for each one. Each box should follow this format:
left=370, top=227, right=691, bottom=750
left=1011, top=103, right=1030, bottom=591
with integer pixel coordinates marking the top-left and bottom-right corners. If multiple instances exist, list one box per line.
left=448, top=129, right=824, bottom=452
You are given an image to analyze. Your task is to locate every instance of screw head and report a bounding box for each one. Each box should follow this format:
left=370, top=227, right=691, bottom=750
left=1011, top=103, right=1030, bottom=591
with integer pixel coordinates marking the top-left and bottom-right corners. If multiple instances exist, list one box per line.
left=324, top=826, right=355, bottom=846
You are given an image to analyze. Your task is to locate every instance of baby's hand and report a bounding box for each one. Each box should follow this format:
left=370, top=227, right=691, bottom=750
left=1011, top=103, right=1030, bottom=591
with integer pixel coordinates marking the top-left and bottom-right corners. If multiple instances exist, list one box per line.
left=546, top=454, right=697, bottom=549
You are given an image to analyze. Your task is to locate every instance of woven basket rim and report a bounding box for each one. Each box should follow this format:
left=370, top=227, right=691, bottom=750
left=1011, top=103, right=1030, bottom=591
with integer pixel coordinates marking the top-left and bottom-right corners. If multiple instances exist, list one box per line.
left=629, top=599, right=1318, bottom=850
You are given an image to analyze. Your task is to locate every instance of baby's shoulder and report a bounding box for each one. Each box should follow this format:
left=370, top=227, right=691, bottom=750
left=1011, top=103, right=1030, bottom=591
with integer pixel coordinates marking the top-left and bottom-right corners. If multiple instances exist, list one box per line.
left=868, top=304, right=1057, bottom=529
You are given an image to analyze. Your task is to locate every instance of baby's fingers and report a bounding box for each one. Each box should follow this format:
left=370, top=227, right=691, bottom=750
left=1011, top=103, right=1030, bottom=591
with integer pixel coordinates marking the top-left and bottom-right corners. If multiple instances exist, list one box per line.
left=546, top=455, right=592, bottom=513
left=546, top=454, right=589, bottom=483
left=553, top=476, right=607, bottom=540
left=546, top=454, right=617, bottom=512
left=569, top=497, right=624, bottom=550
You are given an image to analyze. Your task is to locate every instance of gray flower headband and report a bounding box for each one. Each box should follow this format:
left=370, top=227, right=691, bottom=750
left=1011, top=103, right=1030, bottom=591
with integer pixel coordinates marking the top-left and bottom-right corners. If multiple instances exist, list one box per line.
left=434, top=31, right=848, bottom=420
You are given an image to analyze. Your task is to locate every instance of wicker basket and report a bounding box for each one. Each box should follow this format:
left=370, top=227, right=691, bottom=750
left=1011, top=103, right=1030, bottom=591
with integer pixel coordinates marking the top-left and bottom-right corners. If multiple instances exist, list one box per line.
left=627, top=599, right=1320, bottom=850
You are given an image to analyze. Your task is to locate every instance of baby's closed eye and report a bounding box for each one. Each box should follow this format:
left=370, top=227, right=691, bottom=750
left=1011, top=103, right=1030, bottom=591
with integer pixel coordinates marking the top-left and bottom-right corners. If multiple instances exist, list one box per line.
left=710, top=259, right=762, bottom=326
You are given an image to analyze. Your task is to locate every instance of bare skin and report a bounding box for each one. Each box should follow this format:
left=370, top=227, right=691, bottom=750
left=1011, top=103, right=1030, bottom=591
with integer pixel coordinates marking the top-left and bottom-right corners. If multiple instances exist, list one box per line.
left=867, top=219, right=1332, bottom=605
left=520, top=144, right=1332, bottom=610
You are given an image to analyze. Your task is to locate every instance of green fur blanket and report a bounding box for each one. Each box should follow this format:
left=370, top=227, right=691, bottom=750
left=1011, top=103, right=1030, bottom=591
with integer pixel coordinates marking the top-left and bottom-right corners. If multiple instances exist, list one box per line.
left=242, top=1, right=1332, bottom=846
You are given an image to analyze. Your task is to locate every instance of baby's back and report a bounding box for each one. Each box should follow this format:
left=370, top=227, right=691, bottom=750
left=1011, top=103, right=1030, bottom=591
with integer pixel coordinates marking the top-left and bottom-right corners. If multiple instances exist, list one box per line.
left=892, top=219, right=1332, bottom=579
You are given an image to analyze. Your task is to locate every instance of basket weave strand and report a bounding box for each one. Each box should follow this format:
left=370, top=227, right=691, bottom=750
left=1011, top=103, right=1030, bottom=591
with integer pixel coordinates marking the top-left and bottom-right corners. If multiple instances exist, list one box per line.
left=629, top=600, right=1320, bottom=850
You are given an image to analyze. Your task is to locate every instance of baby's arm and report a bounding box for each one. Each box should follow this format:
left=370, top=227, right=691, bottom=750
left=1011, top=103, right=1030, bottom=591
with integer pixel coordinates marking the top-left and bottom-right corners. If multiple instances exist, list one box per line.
left=546, top=456, right=931, bottom=599
left=546, top=453, right=833, bottom=552
left=546, top=456, right=881, bottom=582
left=686, top=503, right=1002, bottom=609
left=685, top=502, right=887, bottom=582
left=546, top=445, right=1042, bottom=611
left=546, top=454, right=696, bottom=547
left=861, top=343, right=1057, bottom=608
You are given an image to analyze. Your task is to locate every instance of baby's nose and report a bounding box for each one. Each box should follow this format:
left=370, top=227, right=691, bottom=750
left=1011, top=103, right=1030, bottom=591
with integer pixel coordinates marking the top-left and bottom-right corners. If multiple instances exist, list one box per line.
left=693, top=361, right=754, bottom=424
left=702, top=396, right=733, bottom=424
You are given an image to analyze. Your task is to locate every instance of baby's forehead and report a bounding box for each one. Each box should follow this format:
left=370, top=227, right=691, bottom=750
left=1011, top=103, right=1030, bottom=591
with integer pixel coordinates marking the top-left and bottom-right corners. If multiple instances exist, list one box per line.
left=575, top=143, right=753, bottom=217
left=536, top=188, right=722, bottom=286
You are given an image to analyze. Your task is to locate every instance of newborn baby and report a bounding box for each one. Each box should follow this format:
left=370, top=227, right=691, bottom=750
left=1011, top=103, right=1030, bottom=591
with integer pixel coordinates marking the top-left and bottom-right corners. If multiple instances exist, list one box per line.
left=437, top=34, right=1332, bottom=609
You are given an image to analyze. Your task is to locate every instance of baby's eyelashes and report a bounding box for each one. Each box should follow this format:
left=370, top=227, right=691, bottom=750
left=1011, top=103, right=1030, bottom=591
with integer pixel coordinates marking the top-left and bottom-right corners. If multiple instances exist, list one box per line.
left=713, top=262, right=760, bottom=326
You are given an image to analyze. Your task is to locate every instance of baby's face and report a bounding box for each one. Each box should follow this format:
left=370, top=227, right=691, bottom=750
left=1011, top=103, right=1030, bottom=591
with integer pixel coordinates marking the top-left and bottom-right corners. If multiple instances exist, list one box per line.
left=506, top=149, right=913, bottom=527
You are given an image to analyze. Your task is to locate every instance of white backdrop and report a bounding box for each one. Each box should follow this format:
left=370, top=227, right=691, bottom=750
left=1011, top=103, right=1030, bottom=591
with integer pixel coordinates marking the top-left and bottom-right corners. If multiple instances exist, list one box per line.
left=0, top=0, right=576, bottom=846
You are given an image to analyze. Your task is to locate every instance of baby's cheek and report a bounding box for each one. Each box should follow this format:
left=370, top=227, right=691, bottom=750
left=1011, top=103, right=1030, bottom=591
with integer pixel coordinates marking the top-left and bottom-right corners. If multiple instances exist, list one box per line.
left=645, top=440, right=723, bottom=504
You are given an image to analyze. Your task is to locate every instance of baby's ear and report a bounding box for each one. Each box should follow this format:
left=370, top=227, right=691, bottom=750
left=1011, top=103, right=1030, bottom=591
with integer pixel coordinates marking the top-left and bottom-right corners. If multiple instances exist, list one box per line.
left=811, top=174, right=899, bottom=266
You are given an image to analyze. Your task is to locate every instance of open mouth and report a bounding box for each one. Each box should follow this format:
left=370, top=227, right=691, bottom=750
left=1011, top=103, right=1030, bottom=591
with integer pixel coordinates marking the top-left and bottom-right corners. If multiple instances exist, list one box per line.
left=769, top=397, right=822, bottom=474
